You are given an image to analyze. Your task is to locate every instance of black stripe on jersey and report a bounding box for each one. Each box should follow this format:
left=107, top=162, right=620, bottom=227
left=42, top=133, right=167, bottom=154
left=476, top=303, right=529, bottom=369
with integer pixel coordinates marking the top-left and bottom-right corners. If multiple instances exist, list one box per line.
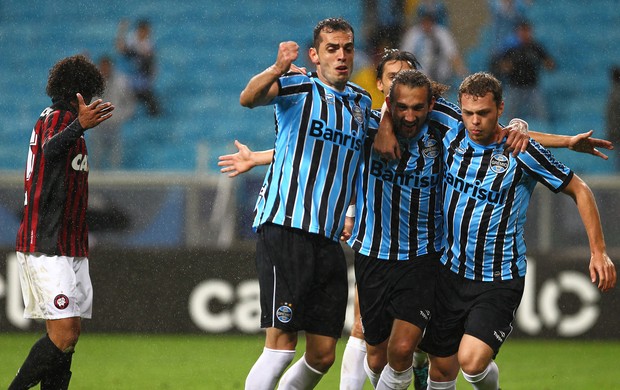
left=519, top=141, right=573, bottom=193
left=279, top=84, right=316, bottom=226
left=454, top=146, right=478, bottom=278
left=316, top=93, right=345, bottom=234
left=353, top=139, right=374, bottom=252
left=369, top=175, right=384, bottom=256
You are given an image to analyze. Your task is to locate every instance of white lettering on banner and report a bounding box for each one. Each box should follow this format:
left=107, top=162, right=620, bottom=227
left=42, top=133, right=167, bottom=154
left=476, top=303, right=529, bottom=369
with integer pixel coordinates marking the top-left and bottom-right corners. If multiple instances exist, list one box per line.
left=188, top=279, right=261, bottom=333
left=188, top=266, right=358, bottom=333
left=516, top=258, right=600, bottom=337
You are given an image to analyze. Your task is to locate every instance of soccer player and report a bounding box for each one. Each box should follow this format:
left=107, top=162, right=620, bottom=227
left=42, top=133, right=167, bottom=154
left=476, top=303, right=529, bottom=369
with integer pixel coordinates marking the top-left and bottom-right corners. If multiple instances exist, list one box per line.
left=380, top=72, right=616, bottom=390
left=238, top=18, right=372, bottom=389
left=10, top=55, right=114, bottom=390
left=348, top=69, right=444, bottom=390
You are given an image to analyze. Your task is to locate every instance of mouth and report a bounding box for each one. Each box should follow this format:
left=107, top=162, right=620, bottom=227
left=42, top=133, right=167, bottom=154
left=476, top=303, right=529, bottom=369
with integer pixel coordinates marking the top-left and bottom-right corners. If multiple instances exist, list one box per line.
left=335, top=65, right=348, bottom=75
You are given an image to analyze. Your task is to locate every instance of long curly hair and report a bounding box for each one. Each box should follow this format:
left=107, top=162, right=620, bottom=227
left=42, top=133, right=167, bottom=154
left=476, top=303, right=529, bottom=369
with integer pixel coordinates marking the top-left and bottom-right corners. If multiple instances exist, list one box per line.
left=46, top=54, right=105, bottom=103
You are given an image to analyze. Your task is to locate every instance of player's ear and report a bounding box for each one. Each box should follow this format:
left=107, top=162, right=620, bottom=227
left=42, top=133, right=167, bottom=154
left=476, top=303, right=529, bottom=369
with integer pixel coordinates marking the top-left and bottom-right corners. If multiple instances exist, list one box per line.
left=309, top=47, right=319, bottom=65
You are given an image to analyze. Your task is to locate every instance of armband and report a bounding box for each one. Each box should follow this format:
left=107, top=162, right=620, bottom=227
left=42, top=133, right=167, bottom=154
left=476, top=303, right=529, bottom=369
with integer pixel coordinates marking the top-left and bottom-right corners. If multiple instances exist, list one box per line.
left=346, top=205, right=356, bottom=218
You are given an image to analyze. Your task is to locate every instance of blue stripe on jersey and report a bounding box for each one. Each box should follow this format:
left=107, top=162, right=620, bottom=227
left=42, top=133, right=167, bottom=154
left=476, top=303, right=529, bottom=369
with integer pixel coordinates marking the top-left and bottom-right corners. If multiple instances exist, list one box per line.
left=253, top=73, right=371, bottom=241
left=441, top=131, right=573, bottom=281
left=348, top=107, right=444, bottom=260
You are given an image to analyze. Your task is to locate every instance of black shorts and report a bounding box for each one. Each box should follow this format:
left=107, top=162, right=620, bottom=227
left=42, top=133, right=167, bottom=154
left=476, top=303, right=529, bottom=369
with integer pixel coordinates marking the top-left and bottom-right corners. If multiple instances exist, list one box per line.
left=355, top=252, right=440, bottom=346
left=255, top=223, right=348, bottom=338
left=419, top=265, right=525, bottom=358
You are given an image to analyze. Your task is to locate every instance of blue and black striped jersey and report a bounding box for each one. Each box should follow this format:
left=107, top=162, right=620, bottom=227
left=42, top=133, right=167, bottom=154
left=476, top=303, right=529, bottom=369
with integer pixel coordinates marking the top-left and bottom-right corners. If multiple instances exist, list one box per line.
left=253, top=73, right=372, bottom=241
left=347, top=98, right=458, bottom=260
left=441, top=130, right=573, bottom=281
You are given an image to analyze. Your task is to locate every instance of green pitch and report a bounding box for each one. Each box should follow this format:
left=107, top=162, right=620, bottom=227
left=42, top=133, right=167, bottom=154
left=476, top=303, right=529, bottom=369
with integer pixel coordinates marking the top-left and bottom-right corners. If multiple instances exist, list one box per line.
left=1, top=333, right=618, bottom=389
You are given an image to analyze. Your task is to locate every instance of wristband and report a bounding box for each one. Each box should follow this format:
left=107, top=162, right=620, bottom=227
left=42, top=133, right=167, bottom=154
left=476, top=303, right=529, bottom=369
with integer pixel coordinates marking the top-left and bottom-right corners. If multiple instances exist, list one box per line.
left=346, top=205, right=356, bottom=218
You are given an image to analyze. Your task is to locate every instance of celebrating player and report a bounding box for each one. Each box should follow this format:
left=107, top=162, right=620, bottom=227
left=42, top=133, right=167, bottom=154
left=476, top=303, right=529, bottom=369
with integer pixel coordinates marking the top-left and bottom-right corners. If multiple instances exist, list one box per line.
left=239, top=18, right=372, bottom=389
left=10, top=55, right=114, bottom=390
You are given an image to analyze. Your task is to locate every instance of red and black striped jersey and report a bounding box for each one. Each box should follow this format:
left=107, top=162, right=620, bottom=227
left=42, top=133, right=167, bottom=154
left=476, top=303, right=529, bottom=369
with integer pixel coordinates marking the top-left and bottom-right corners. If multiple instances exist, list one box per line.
left=16, top=101, right=89, bottom=256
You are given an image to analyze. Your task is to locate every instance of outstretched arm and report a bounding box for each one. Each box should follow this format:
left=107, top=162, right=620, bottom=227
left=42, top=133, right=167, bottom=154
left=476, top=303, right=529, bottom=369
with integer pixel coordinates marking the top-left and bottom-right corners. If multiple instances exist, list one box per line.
left=218, top=140, right=274, bottom=177
left=239, top=41, right=299, bottom=108
left=562, top=175, right=616, bottom=292
left=530, top=130, right=613, bottom=160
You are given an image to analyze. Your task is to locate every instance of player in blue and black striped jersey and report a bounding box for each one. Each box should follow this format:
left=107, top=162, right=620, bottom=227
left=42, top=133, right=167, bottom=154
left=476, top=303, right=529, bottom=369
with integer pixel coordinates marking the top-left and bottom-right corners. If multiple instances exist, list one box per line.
left=347, top=69, right=447, bottom=390
left=417, top=73, right=616, bottom=390
left=238, top=18, right=372, bottom=389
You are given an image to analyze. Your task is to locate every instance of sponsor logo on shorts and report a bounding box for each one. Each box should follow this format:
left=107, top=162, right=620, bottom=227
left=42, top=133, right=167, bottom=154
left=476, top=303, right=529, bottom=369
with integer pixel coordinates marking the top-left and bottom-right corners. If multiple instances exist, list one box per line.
left=493, top=330, right=506, bottom=343
left=276, top=305, right=293, bottom=323
left=419, top=310, right=431, bottom=321
left=54, top=294, right=70, bottom=310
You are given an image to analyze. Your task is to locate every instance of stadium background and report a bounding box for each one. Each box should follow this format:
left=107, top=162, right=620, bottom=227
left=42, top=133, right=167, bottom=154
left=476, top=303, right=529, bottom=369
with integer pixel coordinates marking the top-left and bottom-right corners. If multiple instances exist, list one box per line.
left=1, top=0, right=619, bottom=341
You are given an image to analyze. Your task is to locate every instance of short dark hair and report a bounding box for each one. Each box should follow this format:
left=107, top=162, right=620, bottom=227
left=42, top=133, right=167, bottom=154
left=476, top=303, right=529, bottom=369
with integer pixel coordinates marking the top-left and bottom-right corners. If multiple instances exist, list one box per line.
left=458, top=72, right=503, bottom=107
left=46, top=55, right=105, bottom=102
left=389, top=69, right=433, bottom=104
left=376, top=49, right=420, bottom=79
left=313, top=17, right=354, bottom=48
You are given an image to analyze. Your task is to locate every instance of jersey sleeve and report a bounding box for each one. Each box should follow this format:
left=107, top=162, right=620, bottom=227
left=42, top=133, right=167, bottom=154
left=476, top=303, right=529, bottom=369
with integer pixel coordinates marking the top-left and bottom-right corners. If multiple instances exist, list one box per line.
left=42, top=110, right=84, bottom=161
left=517, top=139, right=573, bottom=192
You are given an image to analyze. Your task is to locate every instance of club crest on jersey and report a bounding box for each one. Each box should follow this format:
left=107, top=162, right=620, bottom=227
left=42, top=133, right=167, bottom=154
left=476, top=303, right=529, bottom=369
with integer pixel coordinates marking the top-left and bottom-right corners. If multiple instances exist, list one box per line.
left=352, top=105, right=364, bottom=125
left=276, top=304, right=293, bottom=323
left=54, top=294, right=70, bottom=310
left=422, top=138, right=440, bottom=158
left=490, top=153, right=509, bottom=173
left=321, top=93, right=335, bottom=105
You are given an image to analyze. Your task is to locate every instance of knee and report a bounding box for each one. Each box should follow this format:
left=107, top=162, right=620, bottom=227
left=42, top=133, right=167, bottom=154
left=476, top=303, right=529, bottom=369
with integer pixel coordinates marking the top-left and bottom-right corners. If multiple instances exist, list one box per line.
left=388, top=338, right=415, bottom=363
left=366, top=353, right=387, bottom=374
left=48, top=328, right=80, bottom=352
left=305, top=349, right=336, bottom=373
left=458, top=351, right=490, bottom=376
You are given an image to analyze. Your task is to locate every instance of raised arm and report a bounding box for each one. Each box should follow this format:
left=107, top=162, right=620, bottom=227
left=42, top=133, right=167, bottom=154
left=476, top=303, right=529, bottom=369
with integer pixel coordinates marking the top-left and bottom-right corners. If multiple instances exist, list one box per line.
left=218, top=140, right=274, bottom=177
left=530, top=130, right=613, bottom=160
left=561, top=175, right=616, bottom=292
left=239, top=41, right=299, bottom=108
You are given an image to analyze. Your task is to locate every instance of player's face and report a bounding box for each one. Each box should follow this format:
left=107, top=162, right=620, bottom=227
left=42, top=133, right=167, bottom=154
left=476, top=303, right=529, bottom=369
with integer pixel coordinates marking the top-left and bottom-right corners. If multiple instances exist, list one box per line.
left=310, top=29, right=354, bottom=91
left=390, top=84, right=434, bottom=139
left=460, top=92, right=504, bottom=146
left=376, top=60, right=415, bottom=95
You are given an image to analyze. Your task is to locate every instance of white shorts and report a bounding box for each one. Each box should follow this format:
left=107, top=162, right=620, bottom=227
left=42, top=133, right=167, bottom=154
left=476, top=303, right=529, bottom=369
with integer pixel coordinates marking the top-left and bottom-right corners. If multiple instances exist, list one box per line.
left=16, top=252, right=93, bottom=320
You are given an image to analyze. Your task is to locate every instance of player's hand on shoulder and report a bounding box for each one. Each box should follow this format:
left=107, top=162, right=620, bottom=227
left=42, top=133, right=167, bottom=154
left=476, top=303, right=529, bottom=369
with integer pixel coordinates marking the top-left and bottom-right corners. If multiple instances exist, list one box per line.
left=503, top=119, right=529, bottom=156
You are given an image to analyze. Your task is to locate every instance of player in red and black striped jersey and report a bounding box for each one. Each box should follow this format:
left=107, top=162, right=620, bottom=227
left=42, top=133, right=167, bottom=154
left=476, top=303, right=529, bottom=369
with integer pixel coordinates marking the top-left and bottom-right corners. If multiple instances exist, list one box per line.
left=10, top=55, right=114, bottom=390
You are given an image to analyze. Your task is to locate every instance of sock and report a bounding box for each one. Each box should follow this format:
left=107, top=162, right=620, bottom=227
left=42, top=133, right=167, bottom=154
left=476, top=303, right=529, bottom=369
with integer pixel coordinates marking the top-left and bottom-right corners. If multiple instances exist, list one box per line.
left=245, top=347, right=295, bottom=390
left=376, top=364, right=413, bottom=390
left=340, top=336, right=367, bottom=390
left=412, top=350, right=428, bottom=368
left=363, top=355, right=381, bottom=388
left=427, top=378, right=457, bottom=390
left=41, top=350, right=73, bottom=390
left=277, top=354, right=324, bottom=389
left=9, top=334, right=70, bottom=390
left=462, top=361, right=500, bottom=390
